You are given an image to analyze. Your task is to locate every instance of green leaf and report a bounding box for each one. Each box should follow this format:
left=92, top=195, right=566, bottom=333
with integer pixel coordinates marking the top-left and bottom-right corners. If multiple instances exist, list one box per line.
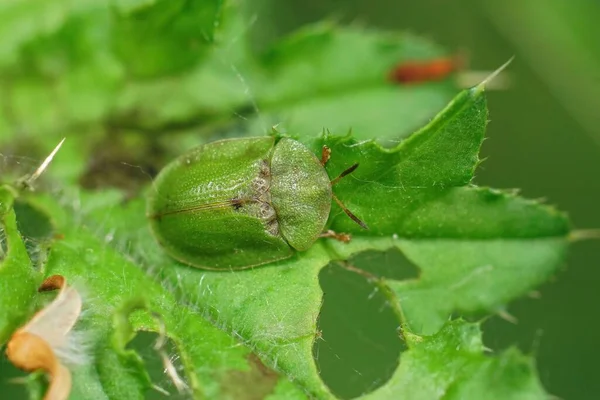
left=304, top=85, right=490, bottom=237
left=66, top=87, right=568, bottom=397
left=0, top=188, right=305, bottom=399
left=0, top=185, right=39, bottom=343
left=312, top=85, right=569, bottom=333
left=247, top=23, right=458, bottom=143
left=0, top=1, right=456, bottom=147
left=0, top=4, right=572, bottom=396
left=1, top=7, right=121, bottom=140
left=30, top=188, right=559, bottom=398
left=78, top=190, right=334, bottom=397
left=362, top=320, right=546, bottom=399
left=115, top=22, right=458, bottom=142
left=0, top=0, right=223, bottom=140
left=111, top=0, right=224, bottom=78
left=330, top=234, right=568, bottom=335
left=0, top=1, right=100, bottom=68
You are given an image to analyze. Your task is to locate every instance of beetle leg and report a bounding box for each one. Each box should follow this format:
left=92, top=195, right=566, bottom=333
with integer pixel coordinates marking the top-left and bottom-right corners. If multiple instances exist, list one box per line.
left=320, top=145, right=331, bottom=166
left=319, top=229, right=352, bottom=243
left=331, top=193, right=369, bottom=230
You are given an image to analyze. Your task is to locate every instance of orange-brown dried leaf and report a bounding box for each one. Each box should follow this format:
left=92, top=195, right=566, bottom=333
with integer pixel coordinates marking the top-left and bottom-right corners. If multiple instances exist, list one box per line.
left=6, top=275, right=82, bottom=400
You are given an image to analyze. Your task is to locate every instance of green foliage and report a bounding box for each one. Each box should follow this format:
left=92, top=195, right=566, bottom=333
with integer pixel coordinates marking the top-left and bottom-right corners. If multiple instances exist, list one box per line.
left=363, top=321, right=546, bottom=399
left=0, top=1, right=571, bottom=399
left=0, top=186, right=39, bottom=343
left=0, top=1, right=454, bottom=143
left=1, top=187, right=303, bottom=399
left=112, top=0, right=223, bottom=77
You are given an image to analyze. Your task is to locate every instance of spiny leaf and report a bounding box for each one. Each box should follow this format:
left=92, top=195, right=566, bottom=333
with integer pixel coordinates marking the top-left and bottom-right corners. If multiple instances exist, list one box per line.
left=331, top=235, right=568, bottom=335
left=362, top=321, right=546, bottom=400
left=0, top=185, right=39, bottom=343
left=304, top=85, right=489, bottom=236
left=0, top=2, right=572, bottom=397
left=69, top=87, right=568, bottom=397
left=85, top=193, right=333, bottom=397
left=0, top=188, right=305, bottom=399
left=35, top=186, right=560, bottom=399
left=314, top=86, right=568, bottom=333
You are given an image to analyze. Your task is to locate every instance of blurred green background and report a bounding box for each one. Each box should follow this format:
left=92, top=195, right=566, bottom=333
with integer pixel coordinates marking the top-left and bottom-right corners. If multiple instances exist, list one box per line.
left=1, top=0, right=599, bottom=399
left=250, top=0, right=600, bottom=399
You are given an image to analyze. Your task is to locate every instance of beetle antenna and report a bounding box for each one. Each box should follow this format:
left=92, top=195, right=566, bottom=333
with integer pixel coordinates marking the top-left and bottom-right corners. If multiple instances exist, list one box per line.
left=332, top=193, right=369, bottom=230
left=331, top=163, right=359, bottom=186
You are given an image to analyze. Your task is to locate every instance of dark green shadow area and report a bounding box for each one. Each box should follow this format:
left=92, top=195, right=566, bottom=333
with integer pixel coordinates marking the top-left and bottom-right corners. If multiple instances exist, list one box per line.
left=127, top=331, right=188, bottom=400
left=0, top=349, right=29, bottom=398
left=129, top=330, right=282, bottom=400
left=13, top=199, right=53, bottom=267
left=350, top=247, right=420, bottom=281
left=315, top=257, right=409, bottom=399
left=13, top=200, right=53, bottom=241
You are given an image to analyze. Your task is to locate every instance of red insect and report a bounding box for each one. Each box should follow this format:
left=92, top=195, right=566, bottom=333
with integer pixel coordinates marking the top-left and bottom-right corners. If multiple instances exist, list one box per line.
left=388, top=55, right=462, bottom=84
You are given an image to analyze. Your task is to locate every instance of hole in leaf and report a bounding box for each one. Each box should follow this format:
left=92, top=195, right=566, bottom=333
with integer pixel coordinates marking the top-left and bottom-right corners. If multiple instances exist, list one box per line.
left=13, top=200, right=53, bottom=241
left=0, top=350, right=29, bottom=398
left=219, top=352, right=280, bottom=400
left=127, top=331, right=188, bottom=399
left=349, top=247, right=420, bottom=281
left=13, top=200, right=53, bottom=267
left=315, top=261, right=406, bottom=399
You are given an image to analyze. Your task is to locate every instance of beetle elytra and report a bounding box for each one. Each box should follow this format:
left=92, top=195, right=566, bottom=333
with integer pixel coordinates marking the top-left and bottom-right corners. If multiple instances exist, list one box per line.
left=148, top=136, right=366, bottom=270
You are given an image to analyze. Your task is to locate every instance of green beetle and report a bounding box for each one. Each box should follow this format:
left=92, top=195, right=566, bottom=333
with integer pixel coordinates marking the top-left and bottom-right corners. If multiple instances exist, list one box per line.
left=148, top=136, right=366, bottom=270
